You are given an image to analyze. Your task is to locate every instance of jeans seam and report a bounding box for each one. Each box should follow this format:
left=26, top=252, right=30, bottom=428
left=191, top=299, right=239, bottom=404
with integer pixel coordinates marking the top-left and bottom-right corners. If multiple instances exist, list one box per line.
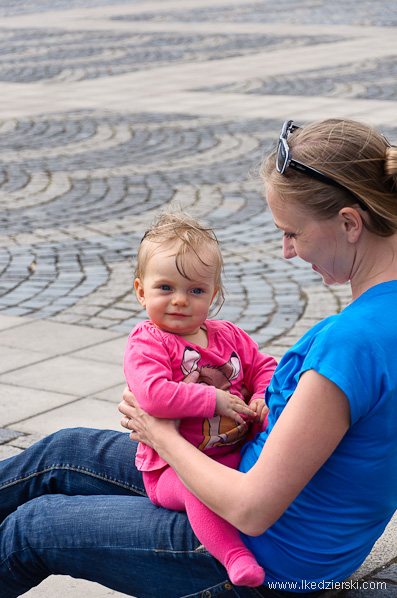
left=154, top=547, right=210, bottom=555
left=2, top=546, right=204, bottom=561
left=0, top=466, right=147, bottom=496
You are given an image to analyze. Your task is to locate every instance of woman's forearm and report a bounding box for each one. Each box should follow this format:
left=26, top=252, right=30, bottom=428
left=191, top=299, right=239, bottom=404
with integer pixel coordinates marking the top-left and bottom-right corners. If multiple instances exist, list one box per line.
left=121, top=370, right=351, bottom=537
left=153, top=428, right=264, bottom=534
left=120, top=391, right=269, bottom=534
left=147, top=370, right=351, bottom=536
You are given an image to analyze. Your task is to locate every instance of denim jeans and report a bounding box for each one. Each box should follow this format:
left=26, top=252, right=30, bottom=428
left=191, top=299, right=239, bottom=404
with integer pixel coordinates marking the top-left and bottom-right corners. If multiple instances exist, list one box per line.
left=0, top=428, right=323, bottom=598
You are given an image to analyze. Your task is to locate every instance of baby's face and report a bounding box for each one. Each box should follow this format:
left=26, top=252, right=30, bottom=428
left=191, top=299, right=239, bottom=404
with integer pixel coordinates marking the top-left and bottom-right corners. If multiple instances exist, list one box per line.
left=134, top=244, right=218, bottom=336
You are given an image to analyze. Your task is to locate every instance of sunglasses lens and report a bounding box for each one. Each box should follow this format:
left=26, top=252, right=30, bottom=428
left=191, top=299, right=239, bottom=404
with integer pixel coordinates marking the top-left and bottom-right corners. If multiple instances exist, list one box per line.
left=276, top=139, right=287, bottom=173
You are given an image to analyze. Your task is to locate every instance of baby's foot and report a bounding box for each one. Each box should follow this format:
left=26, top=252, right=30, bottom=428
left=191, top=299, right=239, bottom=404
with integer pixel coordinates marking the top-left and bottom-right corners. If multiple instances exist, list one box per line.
left=227, top=552, right=265, bottom=587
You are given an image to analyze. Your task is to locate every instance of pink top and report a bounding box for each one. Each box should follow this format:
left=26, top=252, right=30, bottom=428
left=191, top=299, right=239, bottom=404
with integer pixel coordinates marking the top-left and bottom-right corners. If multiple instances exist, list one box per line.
left=124, top=319, right=277, bottom=471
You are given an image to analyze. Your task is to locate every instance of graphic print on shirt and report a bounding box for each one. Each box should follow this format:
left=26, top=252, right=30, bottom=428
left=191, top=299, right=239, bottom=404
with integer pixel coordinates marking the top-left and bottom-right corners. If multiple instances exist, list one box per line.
left=181, top=347, right=249, bottom=450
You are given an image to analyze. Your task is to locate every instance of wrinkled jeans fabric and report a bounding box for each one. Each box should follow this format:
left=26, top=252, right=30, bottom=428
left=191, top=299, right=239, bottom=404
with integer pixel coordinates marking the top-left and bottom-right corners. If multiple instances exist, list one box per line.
left=0, top=428, right=322, bottom=598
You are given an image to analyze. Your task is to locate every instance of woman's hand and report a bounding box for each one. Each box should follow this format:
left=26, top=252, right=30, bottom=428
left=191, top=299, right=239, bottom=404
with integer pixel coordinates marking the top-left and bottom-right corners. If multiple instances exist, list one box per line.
left=119, top=370, right=200, bottom=445
left=119, top=387, right=179, bottom=450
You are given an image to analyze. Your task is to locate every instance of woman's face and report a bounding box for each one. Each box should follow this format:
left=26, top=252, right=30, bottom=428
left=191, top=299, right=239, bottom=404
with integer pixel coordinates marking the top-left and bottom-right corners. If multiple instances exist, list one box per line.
left=266, top=184, right=356, bottom=286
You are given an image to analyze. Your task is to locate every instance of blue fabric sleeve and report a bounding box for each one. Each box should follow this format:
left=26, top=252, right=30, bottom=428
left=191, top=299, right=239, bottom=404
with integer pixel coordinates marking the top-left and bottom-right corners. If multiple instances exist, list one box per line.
left=301, top=313, right=390, bottom=426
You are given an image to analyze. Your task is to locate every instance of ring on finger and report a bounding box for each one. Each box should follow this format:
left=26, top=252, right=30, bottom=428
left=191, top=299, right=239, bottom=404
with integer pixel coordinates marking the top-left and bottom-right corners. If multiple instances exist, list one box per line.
left=124, top=417, right=130, bottom=429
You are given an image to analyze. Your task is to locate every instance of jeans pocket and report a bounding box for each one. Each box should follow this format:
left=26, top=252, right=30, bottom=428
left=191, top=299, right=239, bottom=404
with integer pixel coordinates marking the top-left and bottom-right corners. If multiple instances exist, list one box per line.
left=181, top=580, right=237, bottom=598
left=181, top=579, right=272, bottom=598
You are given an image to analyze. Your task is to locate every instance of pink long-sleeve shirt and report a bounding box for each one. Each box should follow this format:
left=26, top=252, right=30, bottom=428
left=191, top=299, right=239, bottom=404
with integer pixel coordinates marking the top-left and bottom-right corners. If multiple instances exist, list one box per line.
left=124, top=319, right=277, bottom=472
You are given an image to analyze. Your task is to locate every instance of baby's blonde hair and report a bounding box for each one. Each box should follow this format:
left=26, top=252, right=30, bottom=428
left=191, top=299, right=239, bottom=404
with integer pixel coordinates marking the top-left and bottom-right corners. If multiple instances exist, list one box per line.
left=136, top=211, right=225, bottom=313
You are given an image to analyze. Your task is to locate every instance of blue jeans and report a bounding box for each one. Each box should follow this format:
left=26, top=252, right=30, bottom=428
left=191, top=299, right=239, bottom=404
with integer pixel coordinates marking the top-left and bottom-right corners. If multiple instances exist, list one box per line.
left=0, top=428, right=323, bottom=598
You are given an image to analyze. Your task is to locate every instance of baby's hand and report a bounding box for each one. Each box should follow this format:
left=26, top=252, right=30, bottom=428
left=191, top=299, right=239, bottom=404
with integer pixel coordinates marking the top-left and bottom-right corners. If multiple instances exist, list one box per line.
left=248, top=398, right=269, bottom=424
left=215, top=389, right=256, bottom=425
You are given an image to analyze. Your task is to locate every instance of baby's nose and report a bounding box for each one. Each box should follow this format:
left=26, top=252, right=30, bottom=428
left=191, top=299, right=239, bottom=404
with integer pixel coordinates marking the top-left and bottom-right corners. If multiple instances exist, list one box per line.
left=172, top=292, right=189, bottom=305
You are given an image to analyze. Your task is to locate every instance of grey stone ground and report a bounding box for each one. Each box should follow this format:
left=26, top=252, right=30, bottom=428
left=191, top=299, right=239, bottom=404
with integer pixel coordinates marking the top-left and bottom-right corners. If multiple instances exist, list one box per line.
left=0, top=1, right=396, bottom=596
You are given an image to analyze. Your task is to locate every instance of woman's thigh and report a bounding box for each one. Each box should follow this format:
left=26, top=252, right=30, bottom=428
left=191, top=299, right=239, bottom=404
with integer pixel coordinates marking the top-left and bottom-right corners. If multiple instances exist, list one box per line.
left=0, top=428, right=146, bottom=521
left=0, top=430, right=323, bottom=598
left=0, top=491, right=257, bottom=598
left=0, top=490, right=323, bottom=598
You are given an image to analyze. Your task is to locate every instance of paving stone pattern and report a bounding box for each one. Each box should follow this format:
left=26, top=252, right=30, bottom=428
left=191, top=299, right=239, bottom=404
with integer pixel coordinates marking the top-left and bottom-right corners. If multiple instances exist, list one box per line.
left=0, top=1, right=396, bottom=596
left=0, top=0, right=139, bottom=18
left=0, top=29, right=342, bottom=84
left=2, top=0, right=396, bottom=25
left=197, top=58, right=397, bottom=102
left=0, top=108, right=322, bottom=338
left=340, top=558, right=397, bottom=597
left=113, top=0, right=397, bottom=27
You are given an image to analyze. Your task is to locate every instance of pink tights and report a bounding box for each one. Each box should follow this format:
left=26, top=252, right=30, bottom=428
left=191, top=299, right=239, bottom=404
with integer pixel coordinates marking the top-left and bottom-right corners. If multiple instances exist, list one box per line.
left=143, top=462, right=265, bottom=587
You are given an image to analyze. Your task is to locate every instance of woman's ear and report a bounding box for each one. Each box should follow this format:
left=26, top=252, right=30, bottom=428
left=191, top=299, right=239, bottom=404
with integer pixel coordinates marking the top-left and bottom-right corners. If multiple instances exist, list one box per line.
left=338, top=207, right=363, bottom=243
left=134, top=278, right=146, bottom=307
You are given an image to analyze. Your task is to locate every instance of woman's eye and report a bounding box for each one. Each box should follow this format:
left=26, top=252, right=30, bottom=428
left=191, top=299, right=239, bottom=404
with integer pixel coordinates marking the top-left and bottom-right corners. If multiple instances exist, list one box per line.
left=284, top=232, right=296, bottom=240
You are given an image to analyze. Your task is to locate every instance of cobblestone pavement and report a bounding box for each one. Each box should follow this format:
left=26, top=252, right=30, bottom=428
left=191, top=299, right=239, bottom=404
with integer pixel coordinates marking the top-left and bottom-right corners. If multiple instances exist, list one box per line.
left=0, top=1, right=396, bottom=597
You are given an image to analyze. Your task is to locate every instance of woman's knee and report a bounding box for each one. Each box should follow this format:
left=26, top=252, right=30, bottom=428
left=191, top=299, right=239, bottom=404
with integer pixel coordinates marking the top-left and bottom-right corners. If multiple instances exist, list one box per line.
left=33, top=427, right=129, bottom=466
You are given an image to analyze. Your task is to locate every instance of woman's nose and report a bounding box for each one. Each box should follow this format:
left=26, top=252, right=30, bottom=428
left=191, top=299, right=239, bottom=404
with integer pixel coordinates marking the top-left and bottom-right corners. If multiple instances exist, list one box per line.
left=283, top=236, right=297, bottom=259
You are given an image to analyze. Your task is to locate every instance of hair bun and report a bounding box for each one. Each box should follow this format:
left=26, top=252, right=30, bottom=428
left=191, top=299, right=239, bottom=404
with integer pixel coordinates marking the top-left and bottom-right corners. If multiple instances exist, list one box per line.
left=384, top=145, right=397, bottom=179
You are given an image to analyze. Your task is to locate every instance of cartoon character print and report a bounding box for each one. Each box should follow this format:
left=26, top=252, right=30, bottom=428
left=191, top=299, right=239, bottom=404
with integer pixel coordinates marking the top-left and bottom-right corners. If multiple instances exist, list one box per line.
left=181, top=347, right=249, bottom=451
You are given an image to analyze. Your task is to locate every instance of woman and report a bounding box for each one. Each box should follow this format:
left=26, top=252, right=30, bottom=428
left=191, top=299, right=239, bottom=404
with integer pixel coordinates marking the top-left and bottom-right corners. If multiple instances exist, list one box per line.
left=1, top=118, right=396, bottom=597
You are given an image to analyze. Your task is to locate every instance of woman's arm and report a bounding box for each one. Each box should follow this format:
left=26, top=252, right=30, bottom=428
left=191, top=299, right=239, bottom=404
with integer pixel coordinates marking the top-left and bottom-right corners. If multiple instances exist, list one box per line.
left=120, top=369, right=350, bottom=536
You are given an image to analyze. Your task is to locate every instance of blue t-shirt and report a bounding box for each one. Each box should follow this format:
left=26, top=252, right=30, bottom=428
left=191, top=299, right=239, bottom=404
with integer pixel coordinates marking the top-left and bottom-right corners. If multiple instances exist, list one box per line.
left=240, top=281, right=397, bottom=592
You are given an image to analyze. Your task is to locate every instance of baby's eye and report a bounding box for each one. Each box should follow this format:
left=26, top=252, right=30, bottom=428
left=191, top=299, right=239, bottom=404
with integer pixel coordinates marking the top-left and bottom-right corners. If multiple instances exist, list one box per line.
left=191, top=288, right=204, bottom=294
left=159, top=285, right=172, bottom=291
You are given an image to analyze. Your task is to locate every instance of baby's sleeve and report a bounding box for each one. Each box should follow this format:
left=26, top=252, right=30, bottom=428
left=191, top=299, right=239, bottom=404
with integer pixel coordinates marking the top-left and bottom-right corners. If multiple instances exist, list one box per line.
left=123, top=323, right=216, bottom=418
left=228, top=323, right=277, bottom=401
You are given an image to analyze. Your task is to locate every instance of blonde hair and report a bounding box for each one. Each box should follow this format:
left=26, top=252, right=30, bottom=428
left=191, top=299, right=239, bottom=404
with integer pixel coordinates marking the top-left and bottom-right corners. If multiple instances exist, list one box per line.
left=136, top=211, right=225, bottom=313
left=262, top=119, right=397, bottom=237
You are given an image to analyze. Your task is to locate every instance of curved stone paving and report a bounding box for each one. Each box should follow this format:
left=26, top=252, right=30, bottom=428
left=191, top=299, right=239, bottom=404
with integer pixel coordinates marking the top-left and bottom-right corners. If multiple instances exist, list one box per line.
left=113, top=0, right=397, bottom=27
left=0, top=107, right=317, bottom=345
left=0, top=112, right=273, bottom=234
left=0, top=30, right=342, bottom=84
left=197, top=58, right=397, bottom=102
left=0, top=0, right=396, bottom=354
left=0, top=0, right=139, bottom=17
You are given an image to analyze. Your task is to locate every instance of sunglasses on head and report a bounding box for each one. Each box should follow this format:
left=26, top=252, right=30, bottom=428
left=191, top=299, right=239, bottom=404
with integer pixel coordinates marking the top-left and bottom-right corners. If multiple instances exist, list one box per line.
left=276, top=120, right=367, bottom=210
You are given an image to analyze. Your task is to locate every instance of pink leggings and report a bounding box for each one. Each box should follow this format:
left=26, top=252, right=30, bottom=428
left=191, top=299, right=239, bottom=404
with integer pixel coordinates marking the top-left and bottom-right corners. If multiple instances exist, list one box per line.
left=143, top=451, right=265, bottom=587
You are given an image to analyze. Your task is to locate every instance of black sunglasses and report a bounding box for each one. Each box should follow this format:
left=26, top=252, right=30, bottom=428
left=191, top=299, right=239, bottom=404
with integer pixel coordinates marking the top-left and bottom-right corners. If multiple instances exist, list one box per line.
left=276, top=120, right=367, bottom=210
